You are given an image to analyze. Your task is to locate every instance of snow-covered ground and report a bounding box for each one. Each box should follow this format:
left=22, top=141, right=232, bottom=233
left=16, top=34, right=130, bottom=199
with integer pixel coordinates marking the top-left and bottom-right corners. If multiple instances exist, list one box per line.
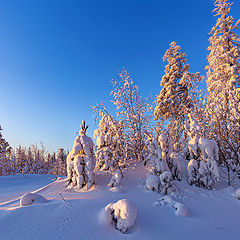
left=1, top=165, right=240, bottom=240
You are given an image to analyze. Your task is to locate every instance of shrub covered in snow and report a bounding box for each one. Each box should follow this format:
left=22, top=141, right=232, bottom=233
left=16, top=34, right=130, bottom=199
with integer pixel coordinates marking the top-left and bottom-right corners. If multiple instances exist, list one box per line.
left=145, top=134, right=169, bottom=176
left=159, top=133, right=181, bottom=180
left=67, top=120, right=96, bottom=190
left=20, top=192, right=48, bottom=207
left=159, top=171, right=174, bottom=195
left=93, top=110, right=125, bottom=187
left=146, top=174, right=160, bottom=192
left=235, top=188, right=240, bottom=200
left=186, top=114, right=220, bottom=189
left=160, top=196, right=190, bottom=217
left=105, top=199, right=137, bottom=233
left=108, top=170, right=122, bottom=189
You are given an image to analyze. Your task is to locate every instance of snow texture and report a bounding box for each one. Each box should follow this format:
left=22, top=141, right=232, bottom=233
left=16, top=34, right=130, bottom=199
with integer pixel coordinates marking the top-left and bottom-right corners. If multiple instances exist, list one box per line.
left=20, top=192, right=48, bottom=207
left=105, top=199, right=137, bottom=233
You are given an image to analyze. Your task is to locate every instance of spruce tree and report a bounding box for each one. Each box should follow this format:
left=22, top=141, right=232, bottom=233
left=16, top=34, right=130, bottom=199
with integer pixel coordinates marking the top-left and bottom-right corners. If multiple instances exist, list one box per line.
left=154, top=41, right=203, bottom=145
left=205, top=0, right=240, bottom=184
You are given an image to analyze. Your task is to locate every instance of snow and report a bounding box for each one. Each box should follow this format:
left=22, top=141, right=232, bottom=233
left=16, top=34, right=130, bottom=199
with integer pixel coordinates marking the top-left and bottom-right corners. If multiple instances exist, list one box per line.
left=1, top=164, right=240, bottom=239
left=20, top=192, right=48, bottom=207
left=146, top=174, right=159, bottom=192
left=235, top=188, right=240, bottom=200
left=159, top=196, right=190, bottom=217
left=108, top=171, right=122, bottom=189
left=105, top=199, right=137, bottom=233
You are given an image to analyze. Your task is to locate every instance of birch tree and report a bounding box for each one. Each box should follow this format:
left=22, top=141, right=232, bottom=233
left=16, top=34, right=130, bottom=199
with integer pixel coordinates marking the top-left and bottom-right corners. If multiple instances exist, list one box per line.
left=111, top=68, right=152, bottom=162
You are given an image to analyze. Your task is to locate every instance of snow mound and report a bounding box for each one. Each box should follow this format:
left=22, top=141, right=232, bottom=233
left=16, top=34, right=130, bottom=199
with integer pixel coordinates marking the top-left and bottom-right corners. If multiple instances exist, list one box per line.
left=146, top=174, right=159, bottom=192
left=160, top=196, right=190, bottom=217
left=108, top=171, right=122, bottom=189
left=235, top=188, right=240, bottom=200
left=105, top=199, right=137, bottom=233
left=20, top=192, right=48, bottom=207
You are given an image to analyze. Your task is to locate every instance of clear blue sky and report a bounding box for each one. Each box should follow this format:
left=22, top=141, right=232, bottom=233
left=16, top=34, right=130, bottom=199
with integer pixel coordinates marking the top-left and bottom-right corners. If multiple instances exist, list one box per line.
left=0, top=0, right=239, bottom=153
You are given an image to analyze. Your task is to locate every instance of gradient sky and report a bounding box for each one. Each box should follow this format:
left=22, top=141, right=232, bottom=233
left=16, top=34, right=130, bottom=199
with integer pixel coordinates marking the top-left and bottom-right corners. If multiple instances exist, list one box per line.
left=0, top=0, right=239, bottom=153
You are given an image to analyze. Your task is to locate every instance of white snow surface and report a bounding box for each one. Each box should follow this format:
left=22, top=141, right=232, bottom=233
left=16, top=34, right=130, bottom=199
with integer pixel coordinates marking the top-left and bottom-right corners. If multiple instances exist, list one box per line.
left=1, top=165, right=240, bottom=240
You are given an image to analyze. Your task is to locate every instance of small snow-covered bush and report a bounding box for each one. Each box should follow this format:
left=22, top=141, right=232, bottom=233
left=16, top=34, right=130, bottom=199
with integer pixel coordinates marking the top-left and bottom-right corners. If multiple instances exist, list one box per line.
left=20, top=192, right=48, bottom=207
left=186, top=114, right=220, bottom=189
left=159, top=133, right=182, bottom=180
left=145, top=134, right=169, bottom=175
left=160, top=196, right=190, bottom=217
left=108, top=170, right=122, bottom=189
left=105, top=199, right=137, bottom=233
left=159, top=171, right=174, bottom=195
left=235, top=188, right=240, bottom=200
left=146, top=174, right=160, bottom=192
left=93, top=110, right=125, bottom=175
left=67, top=120, right=96, bottom=190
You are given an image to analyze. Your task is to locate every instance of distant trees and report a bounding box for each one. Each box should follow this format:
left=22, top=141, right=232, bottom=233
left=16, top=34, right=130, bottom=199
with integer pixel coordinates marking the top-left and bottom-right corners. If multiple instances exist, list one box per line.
left=0, top=135, right=68, bottom=176
left=0, top=125, right=11, bottom=175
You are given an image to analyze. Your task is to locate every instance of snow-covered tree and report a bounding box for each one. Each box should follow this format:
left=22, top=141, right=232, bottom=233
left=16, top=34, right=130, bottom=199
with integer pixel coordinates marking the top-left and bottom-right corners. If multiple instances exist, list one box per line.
left=67, top=121, right=96, bottom=190
left=56, top=148, right=67, bottom=176
left=186, top=114, right=220, bottom=189
left=145, top=134, right=176, bottom=194
left=154, top=41, right=203, bottom=145
left=111, top=68, right=152, bottom=163
left=145, top=134, right=169, bottom=176
left=93, top=105, right=125, bottom=176
left=205, top=0, right=240, bottom=185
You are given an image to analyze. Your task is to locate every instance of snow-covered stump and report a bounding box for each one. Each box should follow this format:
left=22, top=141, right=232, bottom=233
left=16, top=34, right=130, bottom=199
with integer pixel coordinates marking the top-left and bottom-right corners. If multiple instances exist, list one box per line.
left=105, top=199, right=137, bottom=233
left=20, top=192, right=48, bottom=207
left=67, top=120, right=96, bottom=190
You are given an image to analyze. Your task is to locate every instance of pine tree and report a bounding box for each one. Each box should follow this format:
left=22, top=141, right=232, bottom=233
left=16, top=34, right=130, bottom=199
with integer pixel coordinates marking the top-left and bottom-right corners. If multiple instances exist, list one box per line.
left=205, top=0, right=240, bottom=184
left=67, top=121, right=96, bottom=190
left=154, top=41, right=203, bottom=145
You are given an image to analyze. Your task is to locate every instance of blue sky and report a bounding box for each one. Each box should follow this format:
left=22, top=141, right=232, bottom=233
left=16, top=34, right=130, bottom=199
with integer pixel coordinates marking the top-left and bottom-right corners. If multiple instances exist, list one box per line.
left=0, top=0, right=239, bottom=153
